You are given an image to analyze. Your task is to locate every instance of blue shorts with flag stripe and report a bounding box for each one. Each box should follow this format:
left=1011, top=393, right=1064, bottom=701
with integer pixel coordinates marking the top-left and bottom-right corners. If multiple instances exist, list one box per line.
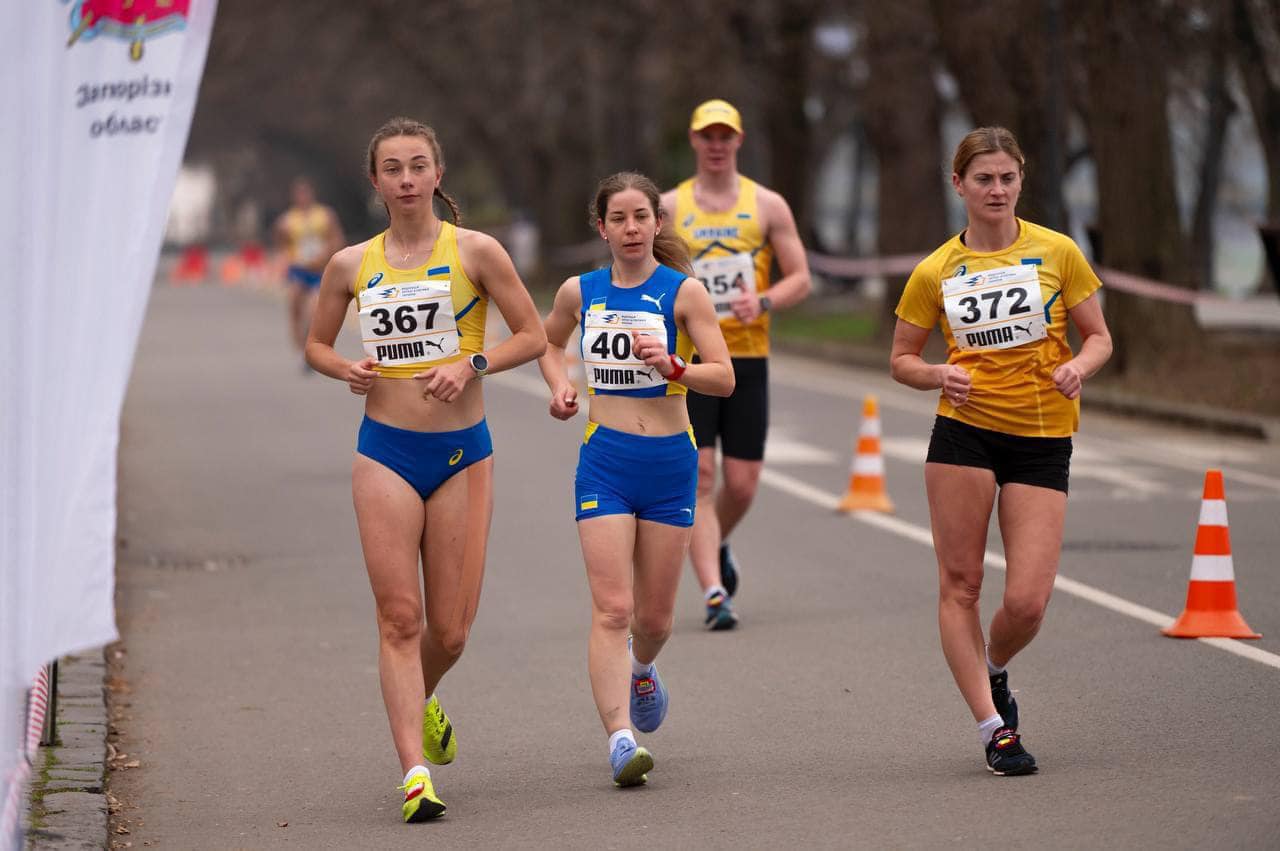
left=574, top=423, right=698, bottom=527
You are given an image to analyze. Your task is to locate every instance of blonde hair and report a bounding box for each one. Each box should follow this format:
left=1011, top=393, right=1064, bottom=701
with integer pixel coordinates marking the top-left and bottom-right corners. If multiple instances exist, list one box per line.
left=366, top=116, right=462, bottom=224
left=952, top=126, right=1026, bottom=178
left=589, top=171, right=692, bottom=275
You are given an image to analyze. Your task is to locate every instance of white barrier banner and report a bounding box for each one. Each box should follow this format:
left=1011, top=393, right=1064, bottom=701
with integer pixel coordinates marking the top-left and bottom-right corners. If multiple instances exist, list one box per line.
left=0, top=2, right=216, bottom=843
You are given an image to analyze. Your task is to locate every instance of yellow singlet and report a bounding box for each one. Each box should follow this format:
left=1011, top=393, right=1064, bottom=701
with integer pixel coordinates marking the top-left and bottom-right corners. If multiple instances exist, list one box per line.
left=674, top=176, right=775, bottom=358
left=896, top=219, right=1102, bottom=437
left=351, top=221, right=488, bottom=379
left=281, top=206, right=331, bottom=266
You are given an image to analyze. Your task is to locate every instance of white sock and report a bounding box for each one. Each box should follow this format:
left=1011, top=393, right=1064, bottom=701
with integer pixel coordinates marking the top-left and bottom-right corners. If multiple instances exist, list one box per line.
left=630, top=647, right=654, bottom=677
left=985, top=648, right=1005, bottom=676
left=978, top=713, right=1005, bottom=747
left=704, top=585, right=728, bottom=601
left=608, top=729, right=636, bottom=754
left=402, top=764, right=430, bottom=786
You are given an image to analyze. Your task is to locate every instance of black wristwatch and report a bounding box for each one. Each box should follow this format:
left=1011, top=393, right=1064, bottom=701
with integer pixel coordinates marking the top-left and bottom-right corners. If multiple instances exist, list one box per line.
left=759, top=295, right=773, bottom=313
left=468, top=352, right=489, bottom=377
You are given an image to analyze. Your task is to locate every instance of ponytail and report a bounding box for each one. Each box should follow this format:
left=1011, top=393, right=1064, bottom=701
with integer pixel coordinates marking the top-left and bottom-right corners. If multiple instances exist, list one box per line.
left=653, top=229, right=692, bottom=277
left=434, top=186, right=462, bottom=226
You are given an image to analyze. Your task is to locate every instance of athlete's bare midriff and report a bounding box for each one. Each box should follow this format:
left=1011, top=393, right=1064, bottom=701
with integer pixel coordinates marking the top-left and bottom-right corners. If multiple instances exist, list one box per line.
left=587, top=393, right=690, bottom=437
left=364, top=373, right=484, bottom=432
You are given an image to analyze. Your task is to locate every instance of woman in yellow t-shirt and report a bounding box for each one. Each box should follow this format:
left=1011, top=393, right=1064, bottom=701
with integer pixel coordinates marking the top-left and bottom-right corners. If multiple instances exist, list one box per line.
left=305, top=117, right=546, bottom=821
left=890, top=127, right=1112, bottom=776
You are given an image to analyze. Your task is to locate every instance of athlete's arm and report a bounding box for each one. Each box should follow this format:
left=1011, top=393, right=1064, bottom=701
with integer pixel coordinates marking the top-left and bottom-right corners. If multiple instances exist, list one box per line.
left=305, top=244, right=378, bottom=395
left=324, top=206, right=346, bottom=260
left=416, top=230, right=548, bottom=402
left=1053, top=293, right=1112, bottom=400
left=661, top=277, right=735, bottom=397
left=890, top=318, right=971, bottom=405
left=729, top=188, right=811, bottom=323
left=538, top=277, right=583, bottom=419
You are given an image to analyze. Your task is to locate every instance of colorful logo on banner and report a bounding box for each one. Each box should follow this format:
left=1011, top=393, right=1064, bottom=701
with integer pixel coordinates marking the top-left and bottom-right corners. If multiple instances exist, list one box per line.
left=65, top=0, right=190, bottom=61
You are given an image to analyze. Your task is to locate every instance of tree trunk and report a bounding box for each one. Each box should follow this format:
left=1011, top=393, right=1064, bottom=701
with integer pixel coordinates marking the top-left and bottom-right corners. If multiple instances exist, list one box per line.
left=1191, top=0, right=1236, bottom=292
left=1234, top=0, right=1280, bottom=220
left=858, top=0, right=949, bottom=336
left=1076, top=3, right=1201, bottom=377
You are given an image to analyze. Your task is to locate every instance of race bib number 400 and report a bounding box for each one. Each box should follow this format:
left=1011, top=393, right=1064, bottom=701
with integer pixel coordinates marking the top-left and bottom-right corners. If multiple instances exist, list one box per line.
left=942, top=265, right=1047, bottom=351
left=581, top=309, right=670, bottom=390
left=358, top=280, right=459, bottom=365
left=693, top=253, right=754, bottom=319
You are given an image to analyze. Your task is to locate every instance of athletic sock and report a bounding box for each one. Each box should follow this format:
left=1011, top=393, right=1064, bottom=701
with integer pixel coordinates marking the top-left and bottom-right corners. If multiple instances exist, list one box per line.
left=403, top=764, right=430, bottom=785
left=630, top=648, right=654, bottom=678
left=978, top=713, right=1005, bottom=747
left=985, top=648, right=1006, bottom=676
left=608, top=729, right=637, bottom=754
left=704, top=585, right=728, bottom=602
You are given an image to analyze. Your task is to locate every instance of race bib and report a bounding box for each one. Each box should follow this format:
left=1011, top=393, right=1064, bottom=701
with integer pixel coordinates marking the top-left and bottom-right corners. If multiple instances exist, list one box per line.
left=942, top=265, right=1047, bottom=351
left=693, top=252, right=755, bottom=319
left=358, top=280, right=459, bottom=366
left=581, top=309, right=669, bottom=390
left=296, top=234, right=325, bottom=265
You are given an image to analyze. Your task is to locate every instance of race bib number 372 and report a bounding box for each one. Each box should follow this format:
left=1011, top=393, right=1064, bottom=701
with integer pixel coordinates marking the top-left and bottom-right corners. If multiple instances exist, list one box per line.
left=942, top=265, right=1047, bottom=351
left=358, top=280, right=459, bottom=365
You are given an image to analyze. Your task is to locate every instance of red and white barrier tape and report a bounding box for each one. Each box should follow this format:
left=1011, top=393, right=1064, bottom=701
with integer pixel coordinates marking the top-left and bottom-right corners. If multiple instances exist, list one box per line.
left=26, top=666, right=50, bottom=762
left=0, top=666, right=51, bottom=846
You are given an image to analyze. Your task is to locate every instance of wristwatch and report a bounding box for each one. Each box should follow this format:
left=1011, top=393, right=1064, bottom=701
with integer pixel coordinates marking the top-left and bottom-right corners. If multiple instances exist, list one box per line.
left=667, top=355, right=687, bottom=381
left=468, top=352, right=489, bottom=377
left=758, top=295, right=773, bottom=313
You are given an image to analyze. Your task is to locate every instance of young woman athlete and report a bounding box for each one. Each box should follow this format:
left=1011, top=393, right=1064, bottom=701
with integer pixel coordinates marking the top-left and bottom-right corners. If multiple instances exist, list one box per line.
left=305, top=117, right=546, bottom=820
left=890, top=127, right=1112, bottom=776
left=539, top=172, right=733, bottom=787
left=275, top=177, right=344, bottom=363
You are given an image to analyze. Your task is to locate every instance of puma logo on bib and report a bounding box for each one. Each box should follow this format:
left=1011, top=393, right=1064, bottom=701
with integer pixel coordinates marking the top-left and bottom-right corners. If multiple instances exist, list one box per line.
left=942, top=265, right=1048, bottom=351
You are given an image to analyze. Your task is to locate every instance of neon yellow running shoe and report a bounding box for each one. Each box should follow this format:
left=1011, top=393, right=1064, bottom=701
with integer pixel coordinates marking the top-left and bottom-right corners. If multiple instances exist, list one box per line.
left=422, top=695, right=457, bottom=765
left=400, top=767, right=446, bottom=822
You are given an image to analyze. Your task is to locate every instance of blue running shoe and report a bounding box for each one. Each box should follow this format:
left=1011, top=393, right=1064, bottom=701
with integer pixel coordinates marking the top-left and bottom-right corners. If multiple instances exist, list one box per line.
left=719, top=542, right=740, bottom=597
left=704, top=590, right=739, bottom=631
left=610, top=737, right=653, bottom=787
left=630, top=666, right=669, bottom=733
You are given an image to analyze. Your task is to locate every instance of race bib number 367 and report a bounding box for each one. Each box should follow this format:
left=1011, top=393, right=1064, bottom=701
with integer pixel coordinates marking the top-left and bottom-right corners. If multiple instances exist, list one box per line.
left=942, top=265, right=1047, bottom=351
left=693, top=253, right=754, bottom=319
left=581, top=309, right=670, bottom=390
left=358, top=280, right=460, bottom=365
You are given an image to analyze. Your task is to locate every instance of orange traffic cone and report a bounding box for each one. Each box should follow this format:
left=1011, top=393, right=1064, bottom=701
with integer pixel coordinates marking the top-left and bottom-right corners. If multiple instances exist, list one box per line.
left=837, top=395, right=894, bottom=513
left=1162, top=470, right=1260, bottom=639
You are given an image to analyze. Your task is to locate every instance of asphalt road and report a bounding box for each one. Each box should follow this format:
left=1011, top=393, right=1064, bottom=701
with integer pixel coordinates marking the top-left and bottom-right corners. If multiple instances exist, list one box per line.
left=110, top=283, right=1280, bottom=849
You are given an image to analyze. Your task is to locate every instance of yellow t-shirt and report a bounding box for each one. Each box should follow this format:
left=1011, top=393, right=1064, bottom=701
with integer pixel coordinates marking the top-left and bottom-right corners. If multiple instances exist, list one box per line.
left=281, top=206, right=331, bottom=266
left=351, top=222, right=487, bottom=379
left=895, top=219, right=1102, bottom=437
left=673, top=176, right=774, bottom=358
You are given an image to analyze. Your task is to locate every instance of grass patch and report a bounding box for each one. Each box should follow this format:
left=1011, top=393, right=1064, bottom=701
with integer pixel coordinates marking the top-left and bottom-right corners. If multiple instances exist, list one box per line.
left=770, top=309, right=878, bottom=345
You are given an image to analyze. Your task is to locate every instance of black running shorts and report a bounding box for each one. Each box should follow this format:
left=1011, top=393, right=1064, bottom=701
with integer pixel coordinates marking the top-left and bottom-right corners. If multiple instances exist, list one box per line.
left=926, top=415, right=1072, bottom=494
left=687, top=357, right=768, bottom=461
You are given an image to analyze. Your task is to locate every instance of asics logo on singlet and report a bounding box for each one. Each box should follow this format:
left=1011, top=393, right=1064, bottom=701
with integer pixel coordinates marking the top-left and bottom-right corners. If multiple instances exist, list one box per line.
left=682, top=214, right=695, bottom=228
left=640, top=293, right=666, bottom=310
left=953, top=265, right=967, bottom=277
left=693, top=226, right=739, bottom=240
left=366, top=272, right=384, bottom=289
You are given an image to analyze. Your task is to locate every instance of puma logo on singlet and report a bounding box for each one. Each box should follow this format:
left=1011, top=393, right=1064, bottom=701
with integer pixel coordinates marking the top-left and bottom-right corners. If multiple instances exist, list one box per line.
left=640, top=293, right=667, bottom=311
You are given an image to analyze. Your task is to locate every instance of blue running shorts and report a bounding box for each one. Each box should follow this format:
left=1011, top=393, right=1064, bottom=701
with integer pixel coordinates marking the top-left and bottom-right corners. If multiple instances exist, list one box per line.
left=287, top=264, right=323, bottom=289
left=575, top=423, right=698, bottom=526
left=357, top=416, right=492, bottom=500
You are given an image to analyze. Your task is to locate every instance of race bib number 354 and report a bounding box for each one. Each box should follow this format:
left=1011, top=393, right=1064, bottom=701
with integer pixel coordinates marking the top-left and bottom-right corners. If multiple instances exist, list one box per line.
left=581, top=309, right=670, bottom=390
left=942, top=265, right=1047, bottom=351
left=693, top=253, right=754, bottom=319
left=358, top=280, right=460, bottom=365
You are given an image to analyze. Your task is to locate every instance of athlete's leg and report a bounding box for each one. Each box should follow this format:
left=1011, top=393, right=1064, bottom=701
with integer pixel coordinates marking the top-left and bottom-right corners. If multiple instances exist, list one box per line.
left=987, top=483, right=1067, bottom=667
left=688, top=447, right=721, bottom=593
left=286, top=281, right=308, bottom=352
left=352, top=454, right=430, bottom=774
left=926, top=462, right=1000, bottom=723
left=419, top=457, right=494, bottom=698
left=631, top=519, right=692, bottom=665
left=714, top=456, right=763, bottom=539
left=579, top=514, right=639, bottom=733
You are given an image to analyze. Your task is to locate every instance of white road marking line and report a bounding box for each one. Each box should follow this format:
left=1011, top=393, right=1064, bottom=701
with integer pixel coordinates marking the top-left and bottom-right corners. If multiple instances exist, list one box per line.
left=491, top=368, right=1280, bottom=672
left=759, top=467, right=1280, bottom=672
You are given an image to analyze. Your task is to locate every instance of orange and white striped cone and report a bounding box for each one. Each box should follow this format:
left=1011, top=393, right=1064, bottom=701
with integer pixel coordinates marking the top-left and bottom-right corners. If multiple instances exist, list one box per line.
left=1162, top=470, right=1260, bottom=639
left=837, top=395, right=894, bottom=513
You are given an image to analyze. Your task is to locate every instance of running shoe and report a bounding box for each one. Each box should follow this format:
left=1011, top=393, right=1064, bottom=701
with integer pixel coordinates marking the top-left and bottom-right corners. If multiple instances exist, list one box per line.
left=610, top=738, right=654, bottom=787
left=422, top=695, right=456, bottom=765
left=704, top=590, right=739, bottom=631
left=719, top=542, right=740, bottom=597
left=990, top=670, right=1019, bottom=731
left=985, top=727, right=1037, bottom=776
left=630, top=666, right=669, bottom=733
left=400, top=767, right=447, bottom=822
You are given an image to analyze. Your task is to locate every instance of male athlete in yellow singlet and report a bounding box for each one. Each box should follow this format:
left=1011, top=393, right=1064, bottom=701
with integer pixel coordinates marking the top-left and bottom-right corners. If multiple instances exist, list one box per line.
left=660, top=99, right=811, bottom=630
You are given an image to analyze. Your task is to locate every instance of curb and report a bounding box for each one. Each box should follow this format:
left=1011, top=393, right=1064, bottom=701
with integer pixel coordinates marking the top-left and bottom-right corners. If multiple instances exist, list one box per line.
left=23, top=651, right=108, bottom=850
left=772, top=337, right=1279, bottom=443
